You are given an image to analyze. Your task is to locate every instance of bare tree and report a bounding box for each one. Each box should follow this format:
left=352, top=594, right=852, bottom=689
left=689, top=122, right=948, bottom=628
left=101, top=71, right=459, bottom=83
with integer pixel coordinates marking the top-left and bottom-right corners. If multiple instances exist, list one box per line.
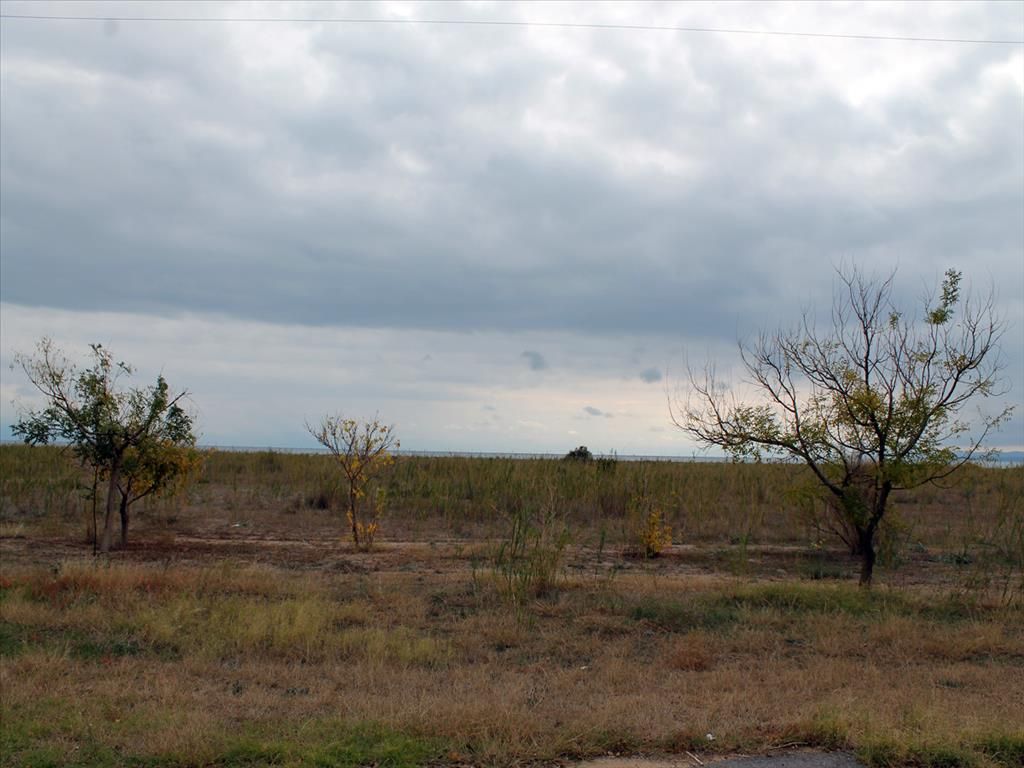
left=673, top=267, right=1011, bottom=586
left=307, top=415, right=398, bottom=549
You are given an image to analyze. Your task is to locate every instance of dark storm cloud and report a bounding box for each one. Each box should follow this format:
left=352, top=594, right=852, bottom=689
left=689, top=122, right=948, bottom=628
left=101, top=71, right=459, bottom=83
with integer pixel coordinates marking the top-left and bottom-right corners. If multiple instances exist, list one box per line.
left=639, top=367, right=662, bottom=383
left=521, top=350, right=547, bottom=371
left=0, top=1, right=1021, bottom=353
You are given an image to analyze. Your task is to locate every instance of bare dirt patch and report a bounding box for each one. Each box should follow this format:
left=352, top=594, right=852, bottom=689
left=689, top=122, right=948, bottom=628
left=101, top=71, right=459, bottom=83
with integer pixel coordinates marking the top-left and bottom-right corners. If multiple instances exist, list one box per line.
left=0, top=522, right=963, bottom=588
left=581, top=753, right=865, bottom=768
left=582, top=754, right=865, bottom=768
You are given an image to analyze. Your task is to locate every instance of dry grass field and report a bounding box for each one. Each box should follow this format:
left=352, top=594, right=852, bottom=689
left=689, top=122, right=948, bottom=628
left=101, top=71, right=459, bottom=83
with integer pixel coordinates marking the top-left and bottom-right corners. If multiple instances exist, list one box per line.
left=1, top=446, right=1022, bottom=768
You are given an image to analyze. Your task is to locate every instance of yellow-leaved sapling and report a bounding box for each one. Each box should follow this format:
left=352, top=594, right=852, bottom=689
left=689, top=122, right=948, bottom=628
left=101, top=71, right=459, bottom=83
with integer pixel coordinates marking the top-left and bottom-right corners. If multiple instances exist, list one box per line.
left=306, top=415, right=398, bottom=550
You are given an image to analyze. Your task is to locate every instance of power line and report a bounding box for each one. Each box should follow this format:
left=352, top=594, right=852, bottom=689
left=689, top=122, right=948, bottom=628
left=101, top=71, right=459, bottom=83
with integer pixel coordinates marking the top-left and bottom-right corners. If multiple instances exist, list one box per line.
left=1, top=13, right=1022, bottom=45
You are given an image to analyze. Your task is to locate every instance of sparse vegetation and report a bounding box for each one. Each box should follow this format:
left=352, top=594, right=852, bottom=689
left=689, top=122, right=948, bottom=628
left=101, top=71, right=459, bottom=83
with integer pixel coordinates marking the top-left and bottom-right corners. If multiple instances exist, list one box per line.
left=676, top=268, right=1012, bottom=586
left=3, top=445, right=1021, bottom=585
left=1, top=557, right=1021, bottom=768
left=11, top=339, right=198, bottom=553
left=1, top=445, right=1022, bottom=767
left=306, top=416, right=399, bottom=550
left=492, top=484, right=571, bottom=610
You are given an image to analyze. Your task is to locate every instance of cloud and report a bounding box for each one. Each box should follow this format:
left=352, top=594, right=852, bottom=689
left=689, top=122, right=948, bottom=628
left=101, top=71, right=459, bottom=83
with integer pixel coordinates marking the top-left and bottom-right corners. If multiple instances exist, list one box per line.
left=3, top=302, right=725, bottom=453
left=0, top=2, right=1020, bottom=453
left=0, top=2, right=1019, bottom=345
left=583, top=405, right=603, bottom=417
left=521, top=350, right=548, bottom=371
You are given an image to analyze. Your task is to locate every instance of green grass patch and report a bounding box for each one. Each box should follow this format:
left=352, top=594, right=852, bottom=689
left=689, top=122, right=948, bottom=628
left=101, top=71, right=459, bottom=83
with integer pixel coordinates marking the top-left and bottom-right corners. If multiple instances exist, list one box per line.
left=0, top=739, right=125, bottom=768
left=973, top=734, right=1024, bottom=768
left=627, top=584, right=885, bottom=634
left=0, top=619, right=26, bottom=656
left=305, top=724, right=441, bottom=768
left=723, top=583, right=899, bottom=617
left=213, top=740, right=288, bottom=767
left=625, top=583, right=1005, bottom=635
left=68, top=634, right=144, bottom=661
left=0, top=620, right=177, bottom=662
left=857, top=741, right=981, bottom=768
left=852, top=735, right=1024, bottom=768
left=720, top=583, right=987, bottom=623
left=0, top=721, right=443, bottom=768
left=628, top=597, right=741, bottom=632
left=188, top=725, right=441, bottom=768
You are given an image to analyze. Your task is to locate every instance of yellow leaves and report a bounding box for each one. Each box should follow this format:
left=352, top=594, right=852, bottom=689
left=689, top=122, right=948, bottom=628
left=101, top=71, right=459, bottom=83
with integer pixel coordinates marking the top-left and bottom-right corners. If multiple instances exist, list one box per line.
left=355, top=521, right=379, bottom=548
left=310, top=414, right=398, bottom=551
left=639, top=507, right=673, bottom=558
left=627, top=490, right=673, bottom=558
left=346, top=511, right=379, bottom=550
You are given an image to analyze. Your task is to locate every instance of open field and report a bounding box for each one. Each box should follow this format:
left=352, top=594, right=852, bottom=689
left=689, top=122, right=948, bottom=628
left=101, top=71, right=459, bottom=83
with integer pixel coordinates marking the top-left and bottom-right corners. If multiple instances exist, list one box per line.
left=1, top=446, right=1023, bottom=767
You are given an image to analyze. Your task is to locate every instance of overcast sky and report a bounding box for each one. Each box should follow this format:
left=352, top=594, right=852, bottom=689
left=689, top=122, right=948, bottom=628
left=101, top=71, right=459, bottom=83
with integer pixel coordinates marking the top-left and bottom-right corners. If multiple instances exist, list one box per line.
left=1, top=0, right=1022, bottom=455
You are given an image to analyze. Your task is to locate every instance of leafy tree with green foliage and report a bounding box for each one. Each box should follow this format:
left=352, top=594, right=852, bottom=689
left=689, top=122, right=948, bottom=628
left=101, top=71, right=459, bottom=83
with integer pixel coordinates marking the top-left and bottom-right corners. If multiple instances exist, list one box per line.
left=115, top=433, right=202, bottom=547
left=12, top=338, right=197, bottom=553
left=674, top=267, right=1011, bottom=586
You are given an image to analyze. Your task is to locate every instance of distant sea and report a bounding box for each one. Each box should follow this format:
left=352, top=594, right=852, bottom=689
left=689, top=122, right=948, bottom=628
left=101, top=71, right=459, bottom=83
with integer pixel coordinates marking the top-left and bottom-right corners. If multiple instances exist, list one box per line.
left=206, top=445, right=722, bottom=462
left=3, top=440, right=1022, bottom=465
left=203, top=445, right=1024, bottom=465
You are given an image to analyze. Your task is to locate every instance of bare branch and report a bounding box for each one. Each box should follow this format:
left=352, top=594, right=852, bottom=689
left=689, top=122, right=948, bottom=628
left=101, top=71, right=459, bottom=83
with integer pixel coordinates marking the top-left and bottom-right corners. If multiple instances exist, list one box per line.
left=671, top=266, right=1009, bottom=587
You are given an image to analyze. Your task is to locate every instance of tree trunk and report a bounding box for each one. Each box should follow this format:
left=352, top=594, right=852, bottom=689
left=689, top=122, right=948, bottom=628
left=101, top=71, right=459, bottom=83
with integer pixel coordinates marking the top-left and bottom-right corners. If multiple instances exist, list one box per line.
left=858, top=528, right=876, bottom=588
left=99, top=464, right=120, bottom=554
left=349, top=490, right=360, bottom=546
left=859, top=483, right=891, bottom=588
left=119, top=493, right=130, bottom=548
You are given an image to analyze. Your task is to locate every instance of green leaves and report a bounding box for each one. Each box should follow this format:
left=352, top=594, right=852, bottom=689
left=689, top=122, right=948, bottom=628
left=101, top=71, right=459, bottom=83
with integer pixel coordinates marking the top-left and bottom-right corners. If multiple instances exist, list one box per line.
left=926, top=268, right=962, bottom=325
left=12, top=338, right=198, bottom=548
left=677, top=266, right=1007, bottom=585
left=13, top=340, right=185, bottom=467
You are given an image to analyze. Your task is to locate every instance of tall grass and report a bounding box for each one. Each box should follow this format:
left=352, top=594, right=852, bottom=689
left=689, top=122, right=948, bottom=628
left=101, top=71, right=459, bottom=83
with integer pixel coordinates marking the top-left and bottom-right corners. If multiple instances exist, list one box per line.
left=0, top=444, right=85, bottom=520
left=3, top=444, right=1022, bottom=563
left=491, top=483, right=571, bottom=610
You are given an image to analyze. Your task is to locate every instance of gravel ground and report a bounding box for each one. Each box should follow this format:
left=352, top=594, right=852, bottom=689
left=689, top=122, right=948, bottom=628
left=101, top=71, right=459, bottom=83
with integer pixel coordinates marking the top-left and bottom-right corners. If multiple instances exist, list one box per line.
left=712, top=753, right=865, bottom=768
left=581, top=752, right=865, bottom=768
